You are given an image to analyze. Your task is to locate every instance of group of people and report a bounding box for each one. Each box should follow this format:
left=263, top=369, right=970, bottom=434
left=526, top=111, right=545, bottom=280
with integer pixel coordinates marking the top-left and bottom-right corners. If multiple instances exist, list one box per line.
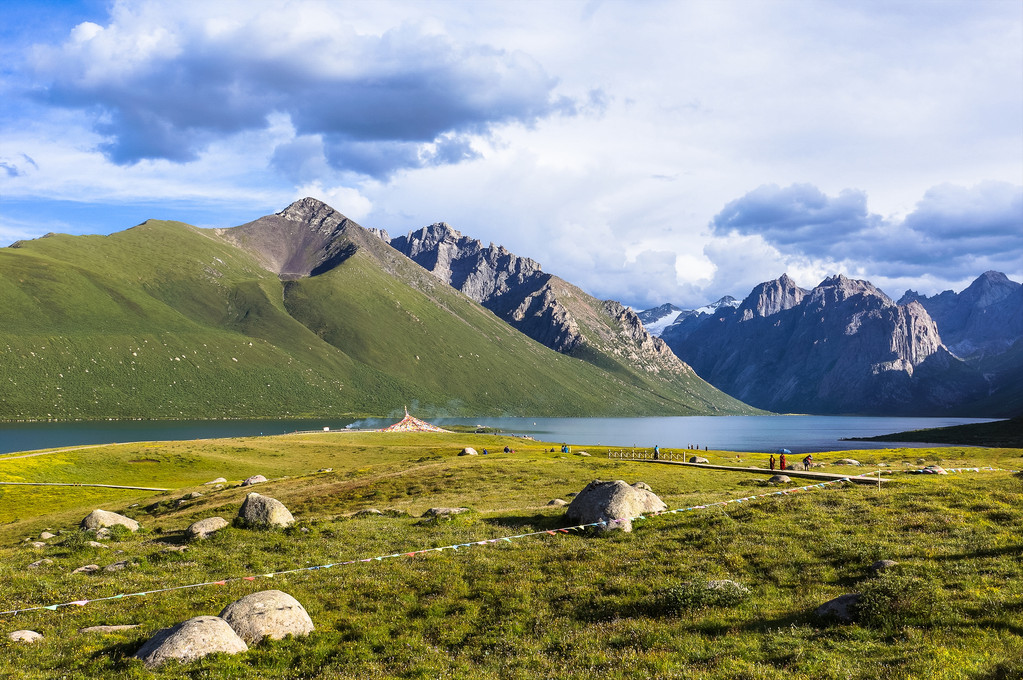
left=768, top=453, right=813, bottom=470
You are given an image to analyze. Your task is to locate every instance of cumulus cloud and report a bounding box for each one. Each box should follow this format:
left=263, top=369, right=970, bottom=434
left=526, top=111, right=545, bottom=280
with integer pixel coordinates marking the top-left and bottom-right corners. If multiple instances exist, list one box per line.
left=708, top=181, right=1023, bottom=290
left=29, top=3, right=570, bottom=178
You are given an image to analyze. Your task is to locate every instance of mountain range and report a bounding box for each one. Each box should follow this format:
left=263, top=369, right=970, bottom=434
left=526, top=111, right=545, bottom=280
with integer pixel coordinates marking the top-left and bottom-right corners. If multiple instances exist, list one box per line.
left=649, top=272, right=1022, bottom=416
left=0, top=198, right=754, bottom=420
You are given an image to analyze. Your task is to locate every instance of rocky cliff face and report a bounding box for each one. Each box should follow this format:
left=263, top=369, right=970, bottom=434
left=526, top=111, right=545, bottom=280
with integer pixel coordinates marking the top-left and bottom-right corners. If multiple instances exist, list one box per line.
left=390, top=223, right=696, bottom=378
left=662, top=273, right=991, bottom=415
left=900, top=271, right=1023, bottom=361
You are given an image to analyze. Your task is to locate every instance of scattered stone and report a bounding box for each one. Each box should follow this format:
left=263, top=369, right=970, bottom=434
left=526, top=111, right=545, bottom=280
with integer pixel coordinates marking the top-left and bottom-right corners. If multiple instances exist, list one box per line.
left=87, top=541, right=109, bottom=549
left=104, top=560, right=131, bottom=572
left=869, top=559, right=899, bottom=575
left=29, top=541, right=46, bottom=548
left=423, top=507, right=469, bottom=518
left=72, top=564, right=100, bottom=574
left=39, top=531, right=55, bottom=540
left=459, top=447, right=478, bottom=456
left=547, top=499, right=568, bottom=506
left=185, top=492, right=203, bottom=499
left=80, top=509, right=139, bottom=532
left=218, top=590, right=314, bottom=644
left=318, top=468, right=333, bottom=473
left=835, top=459, right=861, bottom=466
left=242, top=475, right=268, bottom=487
left=238, top=493, right=294, bottom=528
left=632, top=482, right=652, bottom=491
left=9, top=630, right=43, bottom=643
left=768, top=475, right=791, bottom=483
left=134, top=616, right=248, bottom=669
left=186, top=517, right=229, bottom=540
left=356, top=508, right=384, bottom=517
left=690, top=456, right=709, bottom=464
left=95, top=527, right=112, bottom=539
left=300, top=527, right=310, bottom=533
left=566, top=479, right=667, bottom=532
left=28, top=558, right=54, bottom=569
left=79, top=624, right=141, bottom=634
left=815, top=593, right=860, bottom=622
left=576, top=451, right=591, bottom=457
left=204, top=477, right=227, bottom=485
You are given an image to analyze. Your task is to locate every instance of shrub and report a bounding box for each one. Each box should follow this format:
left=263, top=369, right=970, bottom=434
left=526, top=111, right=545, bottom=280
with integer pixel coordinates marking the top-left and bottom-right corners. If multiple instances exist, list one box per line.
left=653, top=578, right=750, bottom=615
left=856, top=572, right=938, bottom=632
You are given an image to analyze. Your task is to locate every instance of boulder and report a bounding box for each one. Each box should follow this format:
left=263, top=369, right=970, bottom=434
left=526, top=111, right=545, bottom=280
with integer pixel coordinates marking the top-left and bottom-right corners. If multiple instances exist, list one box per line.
left=835, top=459, right=861, bottom=466
left=28, top=558, right=54, bottom=569
left=869, top=559, right=899, bottom=575
left=39, top=531, right=55, bottom=540
left=815, top=593, right=860, bottom=622
left=9, top=630, right=43, bottom=643
left=218, top=590, right=314, bottom=644
left=186, top=517, right=229, bottom=540
left=29, top=541, right=46, bottom=548
left=242, top=475, right=268, bottom=487
left=576, top=451, right=591, bottom=457
left=204, top=477, right=227, bottom=485
left=134, top=615, right=248, bottom=669
left=80, top=509, right=139, bottom=532
left=72, top=564, right=100, bottom=574
left=87, top=541, right=109, bottom=549
left=238, top=493, right=294, bottom=528
left=547, top=499, right=568, bottom=506
left=768, top=475, right=791, bottom=483
left=690, top=456, right=709, bottom=464
left=459, top=447, right=478, bottom=456
left=565, top=479, right=667, bottom=532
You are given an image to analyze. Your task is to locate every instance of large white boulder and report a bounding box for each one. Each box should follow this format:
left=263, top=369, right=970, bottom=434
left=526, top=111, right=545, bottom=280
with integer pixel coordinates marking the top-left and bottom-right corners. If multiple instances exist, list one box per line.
left=242, top=475, right=268, bottom=487
left=238, top=493, right=294, bottom=528
left=218, top=590, right=314, bottom=644
left=80, top=509, right=139, bottom=532
left=134, top=616, right=248, bottom=669
left=565, top=479, right=667, bottom=532
left=186, top=517, right=229, bottom=540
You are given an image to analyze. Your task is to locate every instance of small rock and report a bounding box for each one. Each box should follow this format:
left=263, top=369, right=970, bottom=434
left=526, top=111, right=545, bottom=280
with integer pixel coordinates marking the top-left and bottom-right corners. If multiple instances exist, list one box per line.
left=768, top=475, right=791, bottom=483
left=87, top=541, right=109, bottom=549
left=79, top=624, right=141, bottom=634
left=238, top=493, right=294, bottom=528
left=547, top=499, right=568, bottom=506
left=28, top=558, right=54, bottom=569
left=29, top=541, right=46, bottom=548
left=39, top=531, right=55, bottom=540
left=204, top=477, right=227, bottom=485
left=219, top=590, right=314, bottom=644
left=300, top=527, right=310, bottom=533
left=576, top=452, right=591, bottom=457
left=9, top=630, right=43, bottom=643
left=869, top=559, right=899, bottom=575
left=459, top=447, right=478, bottom=456
left=80, top=509, right=139, bottom=532
left=186, top=517, right=229, bottom=540
left=690, top=456, right=710, bottom=464
left=816, top=593, right=860, bottom=622
left=134, top=616, right=248, bottom=669
left=318, top=468, right=333, bottom=473
left=423, top=507, right=470, bottom=517
left=242, top=475, right=268, bottom=487
left=835, top=458, right=861, bottom=466
left=72, top=564, right=100, bottom=574
left=104, top=560, right=131, bottom=572
left=95, top=528, right=111, bottom=539
left=185, top=492, right=202, bottom=499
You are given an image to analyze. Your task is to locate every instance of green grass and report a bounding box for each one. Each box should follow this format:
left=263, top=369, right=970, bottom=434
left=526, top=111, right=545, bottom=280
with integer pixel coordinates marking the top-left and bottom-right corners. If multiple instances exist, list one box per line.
left=0, top=221, right=755, bottom=421
left=0, top=434, right=1021, bottom=678
left=858, top=414, right=1023, bottom=448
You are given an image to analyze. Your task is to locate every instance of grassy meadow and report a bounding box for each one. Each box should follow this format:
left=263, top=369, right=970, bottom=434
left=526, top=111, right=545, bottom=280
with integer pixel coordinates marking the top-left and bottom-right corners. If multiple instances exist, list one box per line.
left=0, top=433, right=1020, bottom=679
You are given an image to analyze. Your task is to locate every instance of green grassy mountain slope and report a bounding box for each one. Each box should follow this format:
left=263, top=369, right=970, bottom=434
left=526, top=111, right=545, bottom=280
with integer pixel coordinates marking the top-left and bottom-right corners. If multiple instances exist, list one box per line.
left=0, top=201, right=754, bottom=420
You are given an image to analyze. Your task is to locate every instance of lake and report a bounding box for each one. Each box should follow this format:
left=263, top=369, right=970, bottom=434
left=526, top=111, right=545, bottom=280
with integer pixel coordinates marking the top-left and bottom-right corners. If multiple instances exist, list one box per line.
left=0, top=415, right=999, bottom=456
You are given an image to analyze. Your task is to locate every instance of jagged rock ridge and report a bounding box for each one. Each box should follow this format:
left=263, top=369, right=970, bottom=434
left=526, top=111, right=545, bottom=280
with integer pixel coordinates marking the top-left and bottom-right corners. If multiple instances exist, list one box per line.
left=662, top=273, right=995, bottom=416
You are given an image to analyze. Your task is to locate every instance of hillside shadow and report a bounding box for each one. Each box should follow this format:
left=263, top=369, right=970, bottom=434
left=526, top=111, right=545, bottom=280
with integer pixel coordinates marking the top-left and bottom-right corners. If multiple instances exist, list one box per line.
left=930, top=544, right=1022, bottom=561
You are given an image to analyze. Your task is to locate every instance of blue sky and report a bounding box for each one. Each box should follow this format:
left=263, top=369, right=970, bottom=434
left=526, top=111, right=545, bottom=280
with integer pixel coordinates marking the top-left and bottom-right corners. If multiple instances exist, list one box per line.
left=2, top=0, right=1021, bottom=308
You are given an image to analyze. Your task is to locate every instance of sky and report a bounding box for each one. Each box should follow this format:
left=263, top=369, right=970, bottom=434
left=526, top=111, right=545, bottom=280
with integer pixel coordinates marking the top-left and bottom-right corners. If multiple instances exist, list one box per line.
left=1, top=0, right=1021, bottom=309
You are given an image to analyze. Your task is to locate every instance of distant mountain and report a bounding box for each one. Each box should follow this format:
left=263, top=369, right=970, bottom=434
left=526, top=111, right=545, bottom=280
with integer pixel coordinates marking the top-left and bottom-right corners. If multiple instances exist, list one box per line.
left=899, top=271, right=1023, bottom=361
left=0, top=199, right=755, bottom=420
left=660, top=273, right=1006, bottom=416
left=638, top=297, right=740, bottom=337
left=388, top=222, right=755, bottom=414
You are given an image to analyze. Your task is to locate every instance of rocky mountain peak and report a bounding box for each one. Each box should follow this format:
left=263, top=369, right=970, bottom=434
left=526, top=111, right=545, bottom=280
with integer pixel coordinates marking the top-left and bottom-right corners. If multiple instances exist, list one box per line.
left=960, top=270, right=1019, bottom=307
left=738, top=273, right=808, bottom=320
left=805, top=274, right=893, bottom=311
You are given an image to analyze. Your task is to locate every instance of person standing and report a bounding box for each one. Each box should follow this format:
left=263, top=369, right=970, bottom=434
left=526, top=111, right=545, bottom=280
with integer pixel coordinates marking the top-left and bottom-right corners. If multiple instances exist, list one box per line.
left=780, top=453, right=787, bottom=471
left=769, top=454, right=775, bottom=470
left=653, top=445, right=659, bottom=460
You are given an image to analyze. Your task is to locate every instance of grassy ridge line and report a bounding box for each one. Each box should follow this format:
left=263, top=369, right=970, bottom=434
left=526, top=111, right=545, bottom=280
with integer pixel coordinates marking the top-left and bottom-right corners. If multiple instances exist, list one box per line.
left=0, top=433, right=1019, bottom=678
left=855, top=414, right=1023, bottom=448
left=1, top=221, right=754, bottom=420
